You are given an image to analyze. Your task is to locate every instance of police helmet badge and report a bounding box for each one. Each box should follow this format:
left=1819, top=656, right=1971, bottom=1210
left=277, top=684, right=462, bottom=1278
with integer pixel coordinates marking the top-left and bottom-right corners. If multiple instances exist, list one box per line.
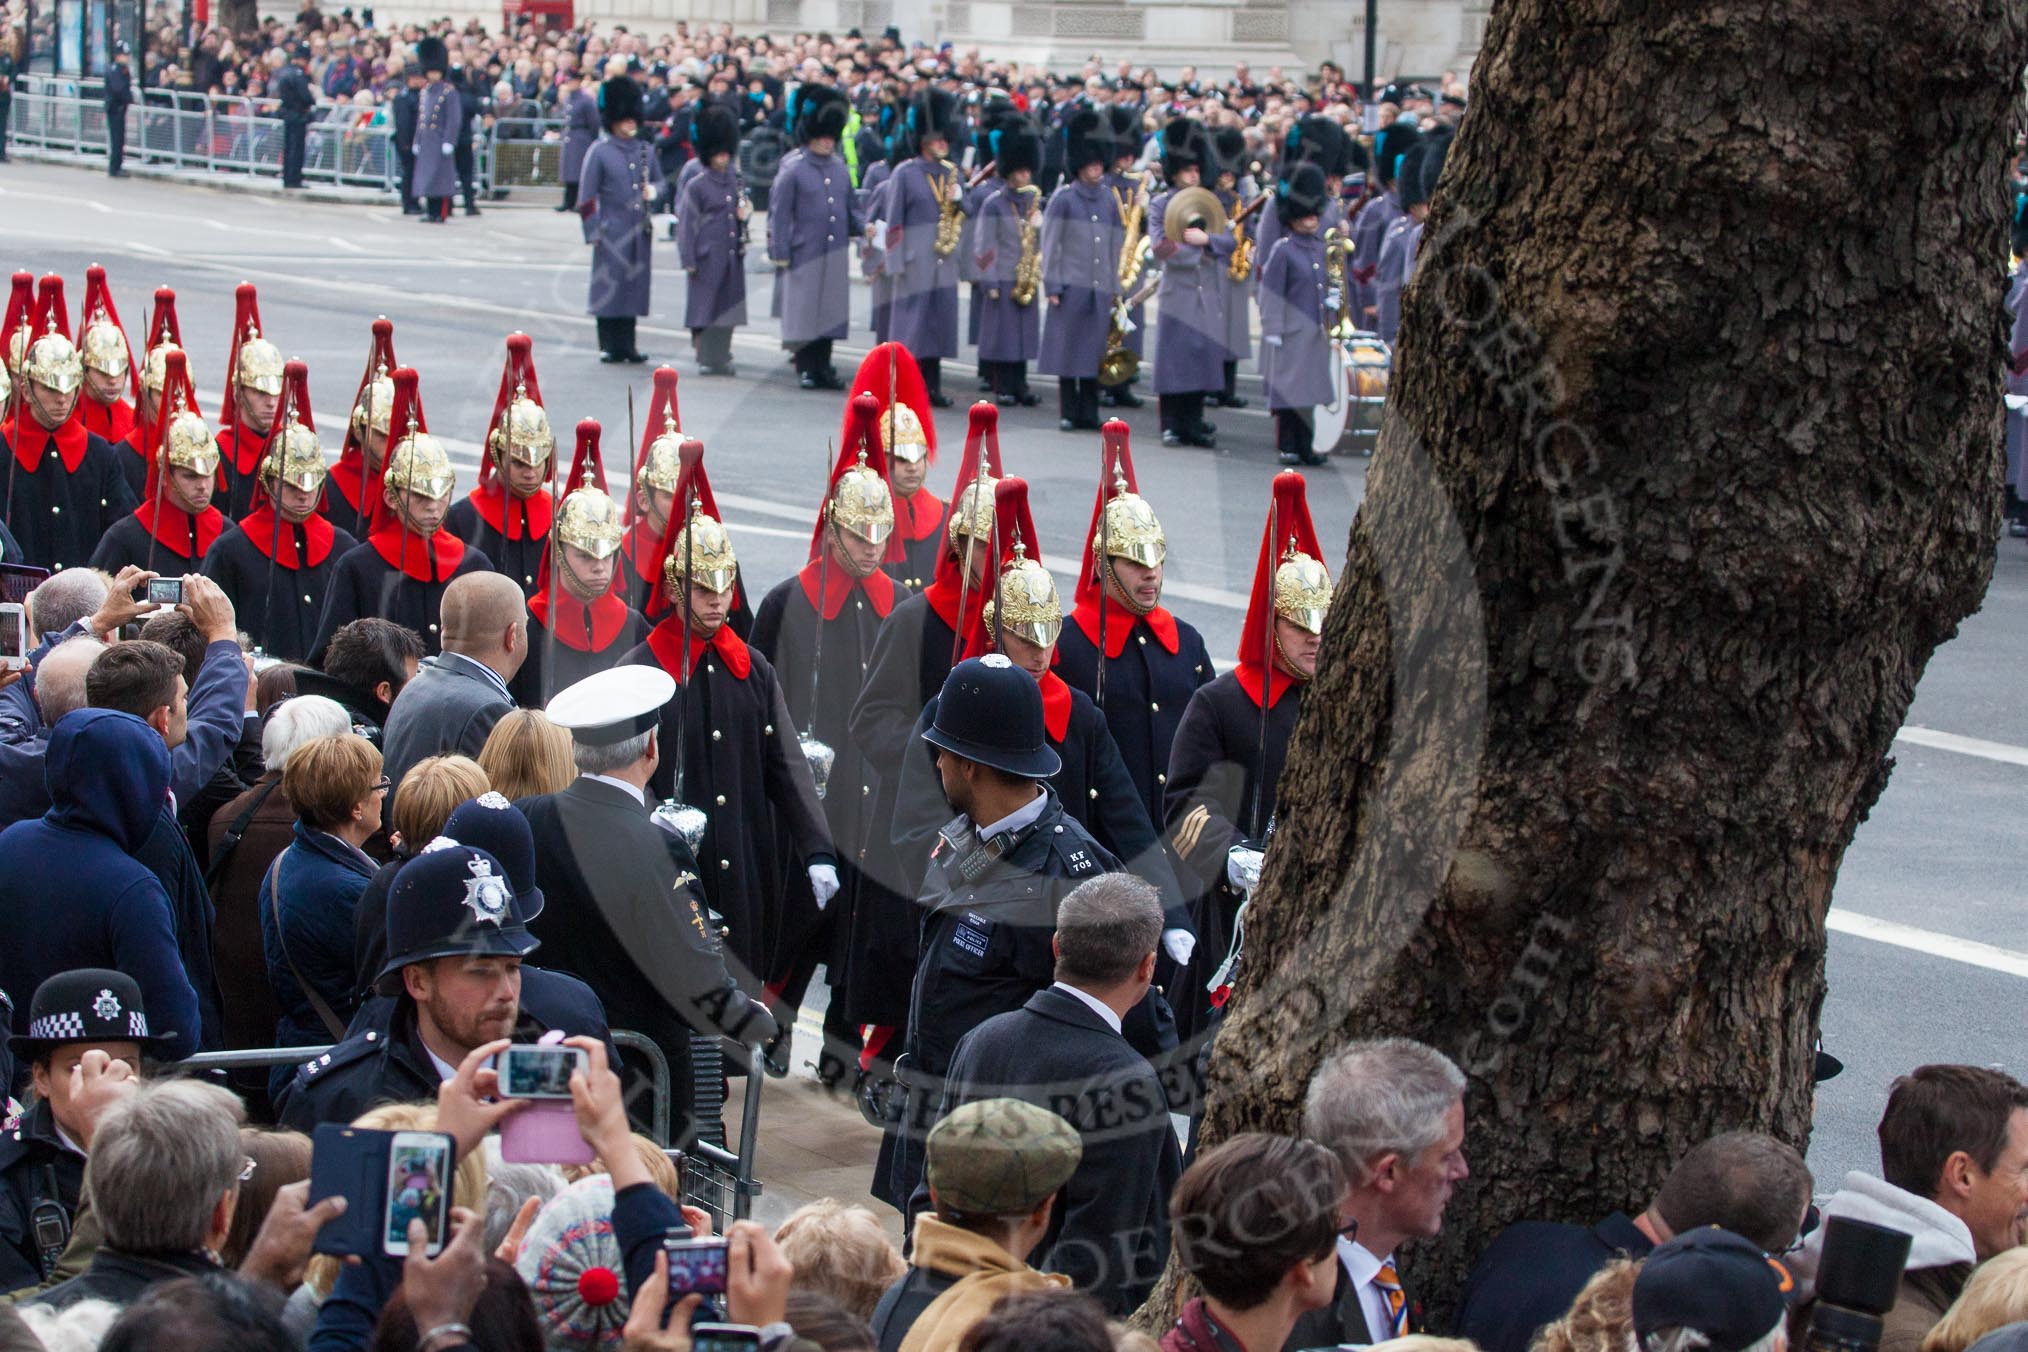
left=92, top=989, right=122, bottom=1022
left=462, top=856, right=511, bottom=925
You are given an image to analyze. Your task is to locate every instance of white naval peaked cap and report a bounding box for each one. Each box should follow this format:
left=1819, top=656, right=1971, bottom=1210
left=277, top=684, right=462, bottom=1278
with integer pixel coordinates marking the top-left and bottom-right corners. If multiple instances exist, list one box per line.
left=546, top=665, right=676, bottom=746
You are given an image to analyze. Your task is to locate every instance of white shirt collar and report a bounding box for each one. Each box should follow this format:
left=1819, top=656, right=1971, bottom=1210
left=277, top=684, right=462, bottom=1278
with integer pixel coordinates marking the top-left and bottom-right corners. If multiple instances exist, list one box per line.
left=423, top=1043, right=459, bottom=1084
left=977, top=788, right=1047, bottom=841
left=52, top=1121, right=86, bottom=1158
left=1050, top=982, right=1123, bottom=1034
left=580, top=772, right=646, bottom=806
left=1338, top=1236, right=1387, bottom=1286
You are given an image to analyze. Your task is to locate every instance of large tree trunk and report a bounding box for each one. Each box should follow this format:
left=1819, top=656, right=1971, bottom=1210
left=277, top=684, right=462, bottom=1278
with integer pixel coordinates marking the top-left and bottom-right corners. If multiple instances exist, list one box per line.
left=1160, top=0, right=2024, bottom=1326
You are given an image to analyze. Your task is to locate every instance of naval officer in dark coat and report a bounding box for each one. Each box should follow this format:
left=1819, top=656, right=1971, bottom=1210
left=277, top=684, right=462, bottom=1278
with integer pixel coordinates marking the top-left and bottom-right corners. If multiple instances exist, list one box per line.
left=520, top=665, right=778, bottom=1144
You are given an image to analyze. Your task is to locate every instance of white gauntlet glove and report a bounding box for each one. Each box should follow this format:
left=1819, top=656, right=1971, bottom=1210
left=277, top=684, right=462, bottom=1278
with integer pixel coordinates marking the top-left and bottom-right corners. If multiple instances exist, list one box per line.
left=1162, top=929, right=1197, bottom=965
left=1226, top=846, right=1265, bottom=893
left=808, top=863, right=840, bottom=910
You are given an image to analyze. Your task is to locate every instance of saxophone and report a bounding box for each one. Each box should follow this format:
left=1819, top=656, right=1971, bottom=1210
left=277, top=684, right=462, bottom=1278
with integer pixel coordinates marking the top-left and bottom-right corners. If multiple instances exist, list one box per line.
left=932, top=159, right=963, bottom=258
left=1011, top=184, right=1043, bottom=307
left=1323, top=225, right=1355, bottom=338
left=1114, top=175, right=1148, bottom=291
left=1228, top=213, right=1254, bottom=281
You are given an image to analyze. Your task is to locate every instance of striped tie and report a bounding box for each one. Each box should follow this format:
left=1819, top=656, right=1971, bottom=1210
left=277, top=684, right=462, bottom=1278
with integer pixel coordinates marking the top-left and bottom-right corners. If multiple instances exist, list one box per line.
left=1374, top=1260, right=1409, bottom=1337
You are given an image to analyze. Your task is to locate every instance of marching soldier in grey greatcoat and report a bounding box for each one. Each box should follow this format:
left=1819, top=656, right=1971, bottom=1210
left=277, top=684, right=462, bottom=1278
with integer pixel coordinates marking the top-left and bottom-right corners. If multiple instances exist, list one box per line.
left=676, top=103, right=749, bottom=377
left=769, top=84, right=861, bottom=391
left=578, top=75, right=665, bottom=365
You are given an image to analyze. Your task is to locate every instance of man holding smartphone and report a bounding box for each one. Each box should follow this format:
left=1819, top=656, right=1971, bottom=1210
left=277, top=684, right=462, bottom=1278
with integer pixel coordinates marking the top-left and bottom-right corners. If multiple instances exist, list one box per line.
left=274, top=844, right=615, bottom=1132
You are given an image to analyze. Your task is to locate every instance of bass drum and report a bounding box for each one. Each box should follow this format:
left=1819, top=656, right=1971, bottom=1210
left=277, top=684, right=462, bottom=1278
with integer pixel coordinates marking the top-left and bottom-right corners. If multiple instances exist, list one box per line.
left=1310, top=339, right=1353, bottom=455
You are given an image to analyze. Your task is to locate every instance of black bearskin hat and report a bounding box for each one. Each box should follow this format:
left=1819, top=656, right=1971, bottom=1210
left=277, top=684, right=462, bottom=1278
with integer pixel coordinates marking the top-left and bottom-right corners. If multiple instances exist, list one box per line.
left=1279, top=162, right=1329, bottom=221
left=1287, top=114, right=1351, bottom=177
left=1373, top=119, right=1421, bottom=188
left=988, top=110, right=1041, bottom=178
left=908, top=87, right=960, bottom=144
left=416, top=35, right=448, bottom=76
left=1415, top=126, right=1452, bottom=206
left=600, top=75, right=643, bottom=131
left=1396, top=141, right=1432, bottom=209
left=1159, top=118, right=1212, bottom=182
left=1106, top=104, right=1140, bottom=162
left=794, top=84, right=849, bottom=144
left=692, top=103, right=739, bottom=161
left=1212, top=125, right=1248, bottom=182
left=1064, top=108, right=1109, bottom=174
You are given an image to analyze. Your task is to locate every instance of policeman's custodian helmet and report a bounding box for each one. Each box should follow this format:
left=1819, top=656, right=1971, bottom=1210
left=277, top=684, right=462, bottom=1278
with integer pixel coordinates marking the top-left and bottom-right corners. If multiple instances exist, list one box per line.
left=922, top=654, right=1061, bottom=780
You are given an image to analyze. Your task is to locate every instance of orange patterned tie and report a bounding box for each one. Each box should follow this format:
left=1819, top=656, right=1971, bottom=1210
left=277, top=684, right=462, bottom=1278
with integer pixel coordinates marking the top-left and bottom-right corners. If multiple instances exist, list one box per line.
left=1374, top=1260, right=1408, bottom=1336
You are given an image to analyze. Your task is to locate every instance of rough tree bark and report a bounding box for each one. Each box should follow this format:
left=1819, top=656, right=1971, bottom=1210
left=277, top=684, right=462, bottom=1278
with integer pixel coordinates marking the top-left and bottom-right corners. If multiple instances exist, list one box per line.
left=1154, top=0, right=2025, bottom=1326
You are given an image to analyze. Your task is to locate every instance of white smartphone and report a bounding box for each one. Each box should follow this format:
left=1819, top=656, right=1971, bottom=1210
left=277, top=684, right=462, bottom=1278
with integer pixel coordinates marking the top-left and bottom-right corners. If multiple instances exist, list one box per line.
left=382, top=1131, right=453, bottom=1257
left=495, top=1043, right=587, bottom=1100
left=0, top=603, right=25, bottom=673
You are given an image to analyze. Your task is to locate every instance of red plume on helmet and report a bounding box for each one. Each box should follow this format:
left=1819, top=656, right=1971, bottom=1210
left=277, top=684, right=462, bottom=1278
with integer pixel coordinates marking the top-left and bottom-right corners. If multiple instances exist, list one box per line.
left=479, top=332, right=552, bottom=488
left=276, top=357, right=317, bottom=438
left=32, top=274, right=70, bottom=340
left=142, top=349, right=218, bottom=500
left=369, top=366, right=427, bottom=531
left=532, top=418, right=618, bottom=607
left=810, top=392, right=907, bottom=565
left=1075, top=419, right=1141, bottom=608
left=0, top=272, right=34, bottom=365
left=928, top=401, right=1007, bottom=595
left=220, top=281, right=265, bottom=428
left=340, top=317, right=398, bottom=466
left=626, top=366, right=683, bottom=525
left=846, top=341, right=936, bottom=463
left=644, top=438, right=740, bottom=619
left=1236, top=471, right=1325, bottom=708
left=963, top=475, right=1043, bottom=660
left=81, top=265, right=140, bottom=405
left=147, top=286, right=185, bottom=353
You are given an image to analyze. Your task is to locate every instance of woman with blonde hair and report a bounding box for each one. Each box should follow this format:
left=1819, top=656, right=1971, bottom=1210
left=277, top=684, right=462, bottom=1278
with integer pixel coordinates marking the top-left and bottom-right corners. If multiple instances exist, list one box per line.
left=350, top=753, right=490, bottom=992
left=478, top=709, right=576, bottom=801
left=774, top=1197, right=907, bottom=1319
left=1531, top=1259, right=1640, bottom=1352
left=1924, top=1250, right=2028, bottom=1352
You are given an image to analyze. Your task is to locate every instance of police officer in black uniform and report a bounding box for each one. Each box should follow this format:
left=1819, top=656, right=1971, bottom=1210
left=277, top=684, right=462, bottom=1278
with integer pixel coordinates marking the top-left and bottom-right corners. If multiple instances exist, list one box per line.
left=275, top=44, right=317, bottom=189
left=103, top=44, right=132, bottom=178
left=876, top=654, right=1114, bottom=1208
left=0, top=970, right=173, bottom=1295
left=273, top=843, right=615, bottom=1132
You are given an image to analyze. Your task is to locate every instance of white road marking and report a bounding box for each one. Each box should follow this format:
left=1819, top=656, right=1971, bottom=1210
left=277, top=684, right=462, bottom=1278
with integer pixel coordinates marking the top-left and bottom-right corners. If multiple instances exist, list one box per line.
left=128, top=241, right=169, bottom=257
left=1893, top=725, right=2028, bottom=769
left=327, top=236, right=366, bottom=254
left=1828, top=909, right=2028, bottom=980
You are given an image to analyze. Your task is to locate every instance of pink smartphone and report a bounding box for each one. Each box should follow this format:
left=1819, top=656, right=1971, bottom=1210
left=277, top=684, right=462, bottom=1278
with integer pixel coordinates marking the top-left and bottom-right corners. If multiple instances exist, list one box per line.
left=495, top=1045, right=595, bottom=1165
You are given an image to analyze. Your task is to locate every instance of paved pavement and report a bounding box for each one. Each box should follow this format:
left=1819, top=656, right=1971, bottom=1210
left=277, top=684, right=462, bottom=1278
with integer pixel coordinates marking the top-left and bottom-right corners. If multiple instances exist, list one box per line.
left=4, top=159, right=2024, bottom=1206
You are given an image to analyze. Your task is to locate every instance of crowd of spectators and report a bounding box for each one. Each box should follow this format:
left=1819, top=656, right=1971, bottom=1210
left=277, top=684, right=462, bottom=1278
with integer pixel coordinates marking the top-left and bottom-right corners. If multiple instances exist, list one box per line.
left=111, top=4, right=1465, bottom=183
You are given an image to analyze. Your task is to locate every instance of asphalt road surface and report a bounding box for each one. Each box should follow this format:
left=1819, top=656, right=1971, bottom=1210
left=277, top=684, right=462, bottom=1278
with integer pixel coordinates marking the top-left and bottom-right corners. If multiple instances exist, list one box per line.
left=7, top=161, right=2023, bottom=1201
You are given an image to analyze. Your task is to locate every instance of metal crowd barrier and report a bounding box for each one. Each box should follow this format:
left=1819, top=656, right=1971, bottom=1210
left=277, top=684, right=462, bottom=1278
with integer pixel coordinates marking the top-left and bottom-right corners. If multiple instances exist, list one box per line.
left=484, top=116, right=564, bottom=191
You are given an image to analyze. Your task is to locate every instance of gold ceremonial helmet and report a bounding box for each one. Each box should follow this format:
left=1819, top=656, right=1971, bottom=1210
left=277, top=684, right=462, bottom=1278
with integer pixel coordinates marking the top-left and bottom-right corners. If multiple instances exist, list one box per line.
left=22, top=325, right=84, bottom=396
left=161, top=404, right=223, bottom=478
left=6, top=326, right=29, bottom=378
left=827, top=449, right=894, bottom=546
left=640, top=415, right=683, bottom=494
left=487, top=388, right=554, bottom=467
left=556, top=486, right=626, bottom=560
left=141, top=340, right=181, bottom=397
left=662, top=502, right=739, bottom=595
left=235, top=323, right=285, bottom=397
left=350, top=368, right=396, bottom=439
left=878, top=402, right=929, bottom=464
left=1273, top=540, right=1332, bottom=636
left=983, top=542, right=1063, bottom=649
left=261, top=415, right=329, bottom=494
left=0, top=359, right=12, bottom=410
left=80, top=313, right=130, bottom=381
left=383, top=421, right=457, bottom=502
left=1098, top=471, right=1166, bottom=570
left=946, top=475, right=998, bottom=553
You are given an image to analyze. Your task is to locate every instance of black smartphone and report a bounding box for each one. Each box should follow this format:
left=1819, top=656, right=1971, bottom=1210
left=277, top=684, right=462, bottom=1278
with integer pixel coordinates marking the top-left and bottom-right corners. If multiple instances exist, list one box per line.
left=662, top=1236, right=729, bottom=1295
left=692, top=1326, right=761, bottom=1351
left=145, top=577, right=184, bottom=606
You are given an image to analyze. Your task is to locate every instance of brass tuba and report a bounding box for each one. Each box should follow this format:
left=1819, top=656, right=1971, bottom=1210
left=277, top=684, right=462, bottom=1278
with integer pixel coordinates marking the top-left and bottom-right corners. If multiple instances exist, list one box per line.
left=932, top=159, right=964, bottom=258
left=1323, top=226, right=1357, bottom=338
left=1011, top=184, right=1043, bottom=307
